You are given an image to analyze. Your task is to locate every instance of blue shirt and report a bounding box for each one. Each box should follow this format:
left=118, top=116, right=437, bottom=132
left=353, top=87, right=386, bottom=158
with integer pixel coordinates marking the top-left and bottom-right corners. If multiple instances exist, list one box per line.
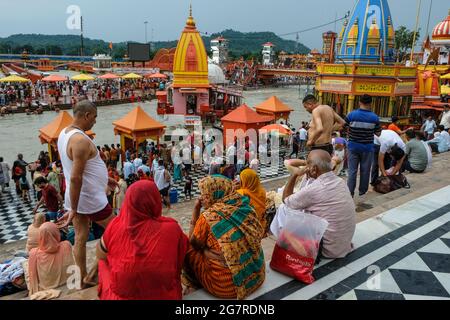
left=345, top=108, right=380, bottom=153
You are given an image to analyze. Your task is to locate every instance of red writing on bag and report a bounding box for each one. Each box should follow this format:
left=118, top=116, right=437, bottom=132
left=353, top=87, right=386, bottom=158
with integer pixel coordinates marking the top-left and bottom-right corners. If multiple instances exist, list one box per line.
left=270, top=244, right=316, bottom=284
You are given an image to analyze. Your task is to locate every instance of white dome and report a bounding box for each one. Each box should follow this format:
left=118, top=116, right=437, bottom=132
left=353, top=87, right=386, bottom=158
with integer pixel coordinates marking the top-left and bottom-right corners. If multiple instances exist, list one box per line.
left=208, top=62, right=226, bottom=84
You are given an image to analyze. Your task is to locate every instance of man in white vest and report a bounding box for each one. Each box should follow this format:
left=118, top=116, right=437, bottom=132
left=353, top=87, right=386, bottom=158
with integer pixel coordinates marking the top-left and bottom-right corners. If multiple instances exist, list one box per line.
left=57, top=100, right=115, bottom=287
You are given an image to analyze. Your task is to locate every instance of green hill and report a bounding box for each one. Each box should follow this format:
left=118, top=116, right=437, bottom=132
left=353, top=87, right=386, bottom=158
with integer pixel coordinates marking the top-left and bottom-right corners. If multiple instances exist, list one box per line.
left=0, top=31, right=310, bottom=60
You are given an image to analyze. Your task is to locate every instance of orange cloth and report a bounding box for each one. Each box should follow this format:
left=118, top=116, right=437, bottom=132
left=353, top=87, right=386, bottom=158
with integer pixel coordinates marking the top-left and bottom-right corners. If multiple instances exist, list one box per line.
left=185, top=214, right=236, bottom=299
left=388, top=123, right=401, bottom=134
left=26, top=213, right=46, bottom=253
left=237, top=169, right=267, bottom=232
left=28, top=223, right=74, bottom=295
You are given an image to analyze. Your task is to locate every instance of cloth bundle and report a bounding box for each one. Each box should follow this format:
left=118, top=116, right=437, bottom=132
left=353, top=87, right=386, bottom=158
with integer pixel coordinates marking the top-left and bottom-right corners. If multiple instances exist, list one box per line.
left=0, top=257, right=26, bottom=287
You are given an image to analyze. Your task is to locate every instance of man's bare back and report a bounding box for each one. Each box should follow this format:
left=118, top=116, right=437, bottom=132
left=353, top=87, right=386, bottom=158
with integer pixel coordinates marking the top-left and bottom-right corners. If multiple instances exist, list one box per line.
left=308, top=105, right=345, bottom=146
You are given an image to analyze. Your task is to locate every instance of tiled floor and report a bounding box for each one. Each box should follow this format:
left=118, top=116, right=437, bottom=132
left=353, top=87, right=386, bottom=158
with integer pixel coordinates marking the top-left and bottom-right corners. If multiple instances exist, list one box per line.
left=0, top=160, right=291, bottom=245
left=185, top=185, right=450, bottom=300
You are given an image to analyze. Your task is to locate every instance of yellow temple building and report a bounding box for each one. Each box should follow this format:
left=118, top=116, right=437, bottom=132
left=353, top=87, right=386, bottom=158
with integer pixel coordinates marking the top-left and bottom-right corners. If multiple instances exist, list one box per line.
left=170, top=5, right=210, bottom=115
left=414, top=9, right=450, bottom=111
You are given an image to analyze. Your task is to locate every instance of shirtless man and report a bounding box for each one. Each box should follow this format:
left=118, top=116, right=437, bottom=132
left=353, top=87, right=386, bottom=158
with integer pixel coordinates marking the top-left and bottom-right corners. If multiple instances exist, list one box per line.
left=57, top=100, right=115, bottom=287
left=302, top=95, right=345, bottom=156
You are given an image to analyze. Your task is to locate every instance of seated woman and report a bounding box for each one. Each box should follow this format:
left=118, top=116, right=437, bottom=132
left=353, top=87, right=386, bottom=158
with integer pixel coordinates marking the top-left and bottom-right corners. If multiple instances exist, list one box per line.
left=28, top=222, right=75, bottom=295
left=26, top=213, right=46, bottom=253
left=97, top=180, right=188, bottom=300
left=236, top=169, right=267, bottom=234
left=184, top=175, right=265, bottom=300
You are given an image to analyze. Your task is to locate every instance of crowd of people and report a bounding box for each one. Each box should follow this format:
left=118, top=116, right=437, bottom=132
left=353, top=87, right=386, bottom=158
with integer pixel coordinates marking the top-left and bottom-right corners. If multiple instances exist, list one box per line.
left=0, top=77, right=165, bottom=116
left=1, top=96, right=449, bottom=300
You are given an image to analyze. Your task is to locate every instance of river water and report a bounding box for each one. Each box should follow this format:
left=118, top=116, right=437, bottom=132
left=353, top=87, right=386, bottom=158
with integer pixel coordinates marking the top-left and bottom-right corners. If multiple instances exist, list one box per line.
left=0, top=87, right=311, bottom=165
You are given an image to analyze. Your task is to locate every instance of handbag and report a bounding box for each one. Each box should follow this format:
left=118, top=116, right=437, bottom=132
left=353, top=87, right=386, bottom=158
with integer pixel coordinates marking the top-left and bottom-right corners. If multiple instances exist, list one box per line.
left=373, top=174, right=410, bottom=194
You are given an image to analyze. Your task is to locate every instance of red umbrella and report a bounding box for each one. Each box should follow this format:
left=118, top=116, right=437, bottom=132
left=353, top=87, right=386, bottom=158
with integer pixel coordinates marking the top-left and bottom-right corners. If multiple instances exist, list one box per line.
left=41, top=74, right=68, bottom=82
left=145, top=72, right=168, bottom=79
left=99, top=73, right=120, bottom=80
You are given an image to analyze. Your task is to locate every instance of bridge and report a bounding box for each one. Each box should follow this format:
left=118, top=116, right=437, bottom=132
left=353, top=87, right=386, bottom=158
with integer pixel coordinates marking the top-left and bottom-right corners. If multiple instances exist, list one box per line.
left=257, top=67, right=317, bottom=78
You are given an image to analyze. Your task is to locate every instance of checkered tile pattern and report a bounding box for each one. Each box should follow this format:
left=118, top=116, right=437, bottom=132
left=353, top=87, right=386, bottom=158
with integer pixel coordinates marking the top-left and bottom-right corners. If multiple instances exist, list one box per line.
left=0, top=188, right=37, bottom=244
left=169, top=159, right=291, bottom=201
left=339, top=235, right=450, bottom=300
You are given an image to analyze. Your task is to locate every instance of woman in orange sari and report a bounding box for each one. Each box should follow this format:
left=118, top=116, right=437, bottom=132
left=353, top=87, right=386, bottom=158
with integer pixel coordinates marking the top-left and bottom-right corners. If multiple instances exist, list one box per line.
left=237, top=169, right=267, bottom=233
left=183, top=175, right=265, bottom=300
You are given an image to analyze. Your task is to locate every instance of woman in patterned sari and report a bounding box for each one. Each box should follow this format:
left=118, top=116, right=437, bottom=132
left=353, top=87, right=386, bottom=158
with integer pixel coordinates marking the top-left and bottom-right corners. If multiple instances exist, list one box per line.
left=183, top=175, right=265, bottom=299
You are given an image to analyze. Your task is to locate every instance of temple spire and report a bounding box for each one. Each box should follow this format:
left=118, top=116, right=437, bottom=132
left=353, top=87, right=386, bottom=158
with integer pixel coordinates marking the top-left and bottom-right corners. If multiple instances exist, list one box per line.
left=186, top=3, right=196, bottom=28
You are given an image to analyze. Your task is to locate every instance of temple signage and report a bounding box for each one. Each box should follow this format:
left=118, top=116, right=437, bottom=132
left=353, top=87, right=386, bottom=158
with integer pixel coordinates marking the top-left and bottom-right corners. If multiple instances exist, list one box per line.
left=185, top=116, right=202, bottom=126
left=319, top=80, right=353, bottom=92
left=355, top=83, right=393, bottom=94
left=355, top=66, right=395, bottom=76
left=394, top=82, right=416, bottom=95
left=320, top=65, right=352, bottom=74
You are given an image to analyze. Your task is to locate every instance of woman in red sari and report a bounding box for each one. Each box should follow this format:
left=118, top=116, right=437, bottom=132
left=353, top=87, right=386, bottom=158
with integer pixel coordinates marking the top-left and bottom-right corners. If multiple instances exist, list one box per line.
left=97, top=180, right=188, bottom=300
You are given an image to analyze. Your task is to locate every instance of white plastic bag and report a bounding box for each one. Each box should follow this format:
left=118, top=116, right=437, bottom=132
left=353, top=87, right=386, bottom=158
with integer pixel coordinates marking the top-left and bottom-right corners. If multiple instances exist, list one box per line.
left=270, top=212, right=328, bottom=284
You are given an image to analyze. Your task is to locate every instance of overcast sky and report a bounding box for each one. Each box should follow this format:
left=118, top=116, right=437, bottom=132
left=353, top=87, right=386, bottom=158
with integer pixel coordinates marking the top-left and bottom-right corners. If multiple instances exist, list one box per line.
left=0, top=0, right=448, bottom=49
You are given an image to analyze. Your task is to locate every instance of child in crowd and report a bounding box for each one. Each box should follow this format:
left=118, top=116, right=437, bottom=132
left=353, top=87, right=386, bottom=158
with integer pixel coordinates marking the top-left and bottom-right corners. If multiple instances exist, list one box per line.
left=332, top=132, right=347, bottom=176
left=19, top=174, right=30, bottom=201
left=184, top=173, right=193, bottom=201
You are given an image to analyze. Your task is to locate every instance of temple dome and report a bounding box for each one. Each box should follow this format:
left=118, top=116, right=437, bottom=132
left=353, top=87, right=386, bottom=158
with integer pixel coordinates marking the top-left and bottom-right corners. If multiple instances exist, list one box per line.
left=432, top=10, right=450, bottom=44
left=172, top=5, right=209, bottom=88
left=208, top=60, right=226, bottom=84
left=336, top=0, right=396, bottom=65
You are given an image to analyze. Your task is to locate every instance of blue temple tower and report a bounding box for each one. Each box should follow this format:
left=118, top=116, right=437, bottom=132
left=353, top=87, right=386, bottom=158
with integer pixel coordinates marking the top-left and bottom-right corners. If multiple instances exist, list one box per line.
left=336, top=0, right=396, bottom=65
left=317, top=0, right=417, bottom=118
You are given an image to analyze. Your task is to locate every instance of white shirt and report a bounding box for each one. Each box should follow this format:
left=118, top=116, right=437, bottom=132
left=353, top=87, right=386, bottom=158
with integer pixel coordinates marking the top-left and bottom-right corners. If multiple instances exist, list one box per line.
left=182, top=147, right=191, bottom=164
left=440, top=111, right=450, bottom=129
left=58, top=128, right=108, bottom=214
left=193, top=145, right=202, bottom=162
left=441, top=131, right=450, bottom=148
left=423, top=119, right=437, bottom=134
left=226, top=145, right=236, bottom=158
left=375, top=130, right=406, bottom=154
left=154, top=166, right=170, bottom=191
left=299, top=128, right=308, bottom=140
left=133, top=158, right=143, bottom=171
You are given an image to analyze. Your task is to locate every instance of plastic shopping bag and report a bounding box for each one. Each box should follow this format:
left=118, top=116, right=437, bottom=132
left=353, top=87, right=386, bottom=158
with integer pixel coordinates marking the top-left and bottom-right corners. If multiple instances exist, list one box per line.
left=270, top=211, right=328, bottom=284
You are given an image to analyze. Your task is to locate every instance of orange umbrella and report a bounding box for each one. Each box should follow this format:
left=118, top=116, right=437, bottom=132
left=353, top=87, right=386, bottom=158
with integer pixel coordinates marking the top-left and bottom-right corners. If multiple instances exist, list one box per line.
left=99, top=73, right=120, bottom=80
left=260, top=124, right=293, bottom=136
left=145, top=72, right=168, bottom=79
left=41, top=74, right=68, bottom=82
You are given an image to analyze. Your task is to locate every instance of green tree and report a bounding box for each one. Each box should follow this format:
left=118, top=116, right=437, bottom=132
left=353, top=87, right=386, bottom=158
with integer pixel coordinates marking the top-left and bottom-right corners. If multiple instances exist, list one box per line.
left=395, top=26, right=420, bottom=63
left=46, top=45, right=63, bottom=55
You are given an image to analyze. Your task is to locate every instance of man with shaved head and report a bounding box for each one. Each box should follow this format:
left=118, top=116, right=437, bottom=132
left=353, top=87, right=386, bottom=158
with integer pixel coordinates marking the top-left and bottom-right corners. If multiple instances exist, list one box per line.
left=57, top=99, right=115, bottom=287
left=302, top=95, right=346, bottom=156
left=281, top=150, right=356, bottom=259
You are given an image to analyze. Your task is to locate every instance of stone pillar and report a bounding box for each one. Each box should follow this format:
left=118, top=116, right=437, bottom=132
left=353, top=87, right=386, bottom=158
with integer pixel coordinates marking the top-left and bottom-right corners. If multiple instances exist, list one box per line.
left=388, top=96, right=396, bottom=116
left=348, top=95, right=355, bottom=113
